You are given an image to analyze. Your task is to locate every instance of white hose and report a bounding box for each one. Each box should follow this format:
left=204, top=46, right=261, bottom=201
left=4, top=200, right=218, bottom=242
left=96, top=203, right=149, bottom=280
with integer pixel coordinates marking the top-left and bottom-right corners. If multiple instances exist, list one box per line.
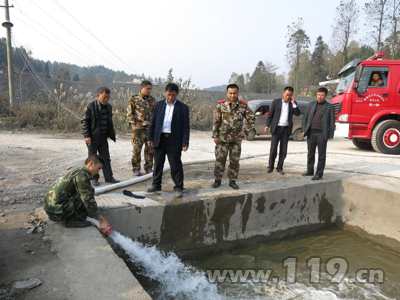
left=94, top=154, right=267, bottom=195
left=86, top=216, right=99, bottom=228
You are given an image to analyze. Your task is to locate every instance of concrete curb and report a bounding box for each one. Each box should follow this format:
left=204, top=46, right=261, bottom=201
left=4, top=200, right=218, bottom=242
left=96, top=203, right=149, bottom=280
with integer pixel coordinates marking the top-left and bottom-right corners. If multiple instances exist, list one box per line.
left=46, top=222, right=152, bottom=300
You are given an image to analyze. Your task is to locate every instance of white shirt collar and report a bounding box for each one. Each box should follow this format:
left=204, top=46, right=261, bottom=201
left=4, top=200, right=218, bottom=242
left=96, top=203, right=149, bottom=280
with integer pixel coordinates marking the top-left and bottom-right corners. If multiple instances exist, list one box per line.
left=165, top=99, right=177, bottom=106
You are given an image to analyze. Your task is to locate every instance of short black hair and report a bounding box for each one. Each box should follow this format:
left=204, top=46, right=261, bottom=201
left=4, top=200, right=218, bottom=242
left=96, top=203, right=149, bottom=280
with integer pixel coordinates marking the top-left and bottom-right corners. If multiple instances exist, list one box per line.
left=97, top=86, right=111, bottom=95
left=85, top=155, right=102, bottom=166
left=371, top=71, right=382, bottom=79
left=141, top=80, right=152, bottom=87
left=283, top=86, right=294, bottom=93
left=165, top=83, right=179, bottom=93
left=317, top=87, right=328, bottom=95
left=227, top=83, right=239, bottom=91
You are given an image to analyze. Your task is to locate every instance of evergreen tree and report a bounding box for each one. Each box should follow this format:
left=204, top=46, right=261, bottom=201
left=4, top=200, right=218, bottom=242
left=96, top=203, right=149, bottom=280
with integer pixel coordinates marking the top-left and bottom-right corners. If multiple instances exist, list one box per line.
left=167, top=68, right=174, bottom=83
left=286, top=18, right=310, bottom=92
left=311, top=36, right=329, bottom=85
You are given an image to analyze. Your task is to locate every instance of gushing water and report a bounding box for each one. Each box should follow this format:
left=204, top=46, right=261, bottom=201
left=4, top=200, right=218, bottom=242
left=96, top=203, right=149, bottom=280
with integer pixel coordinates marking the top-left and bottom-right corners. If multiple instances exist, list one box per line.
left=87, top=218, right=395, bottom=300
left=86, top=217, right=221, bottom=299
left=109, top=231, right=222, bottom=300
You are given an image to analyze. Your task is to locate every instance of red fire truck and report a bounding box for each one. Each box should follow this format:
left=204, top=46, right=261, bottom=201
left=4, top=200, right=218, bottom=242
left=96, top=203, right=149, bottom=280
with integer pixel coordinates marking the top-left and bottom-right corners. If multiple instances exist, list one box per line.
left=331, top=52, right=400, bottom=154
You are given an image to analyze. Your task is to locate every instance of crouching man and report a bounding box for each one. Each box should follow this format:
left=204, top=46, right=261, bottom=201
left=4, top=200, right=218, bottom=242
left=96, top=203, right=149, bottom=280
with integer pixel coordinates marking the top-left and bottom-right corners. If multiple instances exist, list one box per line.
left=44, top=155, right=111, bottom=235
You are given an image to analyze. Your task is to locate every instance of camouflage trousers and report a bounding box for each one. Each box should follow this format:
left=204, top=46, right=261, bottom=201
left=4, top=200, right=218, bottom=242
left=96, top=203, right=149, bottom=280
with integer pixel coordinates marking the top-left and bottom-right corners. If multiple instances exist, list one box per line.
left=45, top=194, right=90, bottom=227
left=214, top=141, right=242, bottom=180
left=131, top=128, right=154, bottom=172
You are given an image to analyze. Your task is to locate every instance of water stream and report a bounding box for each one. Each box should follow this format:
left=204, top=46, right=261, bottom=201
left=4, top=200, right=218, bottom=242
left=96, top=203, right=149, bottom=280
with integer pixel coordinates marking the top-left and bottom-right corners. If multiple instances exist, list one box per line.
left=109, top=231, right=221, bottom=300
left=87, top=218, right=400, bottom=299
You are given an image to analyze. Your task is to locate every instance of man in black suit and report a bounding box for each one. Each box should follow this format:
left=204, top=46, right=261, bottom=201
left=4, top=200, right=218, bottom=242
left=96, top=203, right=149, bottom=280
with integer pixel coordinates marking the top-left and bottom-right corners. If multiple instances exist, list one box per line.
left=302, top=87, right=335, bottom=180
left=147, top=83, right=190, bottom=196
left=81, top=86, right=119, bottom=185
left=265, top=86, right=300, bottom=175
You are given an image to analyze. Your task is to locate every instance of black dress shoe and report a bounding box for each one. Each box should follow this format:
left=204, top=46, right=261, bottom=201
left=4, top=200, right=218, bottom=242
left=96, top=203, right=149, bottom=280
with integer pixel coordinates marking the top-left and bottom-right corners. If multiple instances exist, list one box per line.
left=106, top=177, right=120, bottom=184
left=229, top=180, right=239, bottom=190
left=312, top=175, right=323, bottom=181
left=173, top=187, right=184, bottom=197
left=133, top=170, right=142, bottom=177
left=212, top=180, right=221, bottom=188
left=147, top=186, right=161, bottom=193
left=302, top=172, right=314, bottom=177
left=276, top=169, right=285, bottom=175
left=267, top=168, right=274, bottom=173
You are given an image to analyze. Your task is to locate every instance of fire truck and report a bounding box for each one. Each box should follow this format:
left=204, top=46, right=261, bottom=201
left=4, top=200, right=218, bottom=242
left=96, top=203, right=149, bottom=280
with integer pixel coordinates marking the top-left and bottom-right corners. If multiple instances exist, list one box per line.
left=330, top=52, right=400, bottom=154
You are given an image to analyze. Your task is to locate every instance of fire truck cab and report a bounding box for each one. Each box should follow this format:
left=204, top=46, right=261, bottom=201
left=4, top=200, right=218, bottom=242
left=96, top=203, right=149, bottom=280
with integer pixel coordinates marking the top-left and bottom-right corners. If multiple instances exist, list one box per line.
left=331, top=52, right=400, bottom=154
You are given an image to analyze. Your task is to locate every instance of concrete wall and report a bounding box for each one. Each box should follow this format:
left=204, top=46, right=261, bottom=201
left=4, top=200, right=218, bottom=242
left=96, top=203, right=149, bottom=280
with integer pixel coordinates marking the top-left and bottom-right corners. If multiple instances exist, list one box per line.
left=99, top=179, right=344, bottom=255
left=99, top=175, right=400, bottom=255
left=340, top=177, right=400, bottom=251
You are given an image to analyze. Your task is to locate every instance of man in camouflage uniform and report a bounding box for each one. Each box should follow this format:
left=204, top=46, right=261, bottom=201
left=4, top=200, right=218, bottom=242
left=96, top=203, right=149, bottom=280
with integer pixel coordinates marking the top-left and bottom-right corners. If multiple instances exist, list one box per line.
left=44, top=155, right=111, bottom=233
left=127, top=80, right=156, bottom=176
left=212, top=83, right=255, bottom=190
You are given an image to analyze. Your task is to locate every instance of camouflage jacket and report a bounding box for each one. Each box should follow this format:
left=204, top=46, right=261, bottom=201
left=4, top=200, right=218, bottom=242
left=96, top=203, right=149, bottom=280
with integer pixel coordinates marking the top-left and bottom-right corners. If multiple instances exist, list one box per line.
left=44, top=167, right=98, bottom=218
left=212, top=99, right=255, bottom=143
left=127, top=94, right=156, bottom=129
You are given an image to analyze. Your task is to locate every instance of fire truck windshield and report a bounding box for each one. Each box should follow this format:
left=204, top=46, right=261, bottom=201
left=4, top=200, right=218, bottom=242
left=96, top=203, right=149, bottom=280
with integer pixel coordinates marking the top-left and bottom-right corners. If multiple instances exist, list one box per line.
left=336, top=69, right=355, bottom=94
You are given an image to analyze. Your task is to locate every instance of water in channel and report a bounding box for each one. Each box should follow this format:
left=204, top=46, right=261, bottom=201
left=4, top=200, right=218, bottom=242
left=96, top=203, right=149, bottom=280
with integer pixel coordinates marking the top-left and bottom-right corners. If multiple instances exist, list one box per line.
left=187, top=228, right=400, bottom=300
left=110, top=225, right=400, bottom=300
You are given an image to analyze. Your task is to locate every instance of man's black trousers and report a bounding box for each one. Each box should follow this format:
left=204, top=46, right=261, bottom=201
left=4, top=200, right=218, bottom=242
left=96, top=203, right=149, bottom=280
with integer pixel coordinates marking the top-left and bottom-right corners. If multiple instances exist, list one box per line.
left=307, top=130, right=328, bottom=177
left=87, top=140, right=113, bottom=181
left=152, top=134, right=184, bottom=189
left=268, top=126, right=289, bottom=170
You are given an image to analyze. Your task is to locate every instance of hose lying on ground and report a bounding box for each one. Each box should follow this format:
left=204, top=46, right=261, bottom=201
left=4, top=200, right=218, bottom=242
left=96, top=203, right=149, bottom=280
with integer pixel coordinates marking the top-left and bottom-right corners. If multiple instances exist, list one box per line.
left=94, top=154, right=267, bottom=195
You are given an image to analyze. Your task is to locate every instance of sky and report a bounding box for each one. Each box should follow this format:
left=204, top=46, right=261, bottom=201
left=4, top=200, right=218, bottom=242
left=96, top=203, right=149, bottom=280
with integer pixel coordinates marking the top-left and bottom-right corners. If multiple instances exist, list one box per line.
left=1, top=0, right=359, bottom=88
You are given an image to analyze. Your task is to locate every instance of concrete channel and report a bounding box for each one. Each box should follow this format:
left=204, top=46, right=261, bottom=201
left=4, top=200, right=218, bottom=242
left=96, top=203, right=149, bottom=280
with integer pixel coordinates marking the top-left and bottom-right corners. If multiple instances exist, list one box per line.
left=46, top=159, right=400, bottom=299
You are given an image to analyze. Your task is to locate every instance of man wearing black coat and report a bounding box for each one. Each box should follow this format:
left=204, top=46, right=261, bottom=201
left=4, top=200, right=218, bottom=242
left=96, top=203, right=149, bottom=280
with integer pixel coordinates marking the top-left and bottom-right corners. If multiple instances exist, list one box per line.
left=81, top=87, right=119, bottom=185
left=302, top=87, right=335, bottom=180
left=265, top=86, right=300, bottom=174
left=147, top=83, right=190, bottom=196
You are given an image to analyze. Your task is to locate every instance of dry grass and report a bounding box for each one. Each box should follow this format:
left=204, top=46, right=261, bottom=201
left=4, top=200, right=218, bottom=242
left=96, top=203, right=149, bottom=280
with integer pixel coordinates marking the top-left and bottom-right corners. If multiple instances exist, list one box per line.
left=0, top=84, right=215, bottom=132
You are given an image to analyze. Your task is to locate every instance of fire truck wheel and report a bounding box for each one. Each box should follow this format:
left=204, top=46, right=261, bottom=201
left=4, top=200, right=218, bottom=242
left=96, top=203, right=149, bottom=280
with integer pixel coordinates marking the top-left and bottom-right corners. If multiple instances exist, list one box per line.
left=371, top=119, right=400, bottom=155
left=352, top=138, right=373, bottom=151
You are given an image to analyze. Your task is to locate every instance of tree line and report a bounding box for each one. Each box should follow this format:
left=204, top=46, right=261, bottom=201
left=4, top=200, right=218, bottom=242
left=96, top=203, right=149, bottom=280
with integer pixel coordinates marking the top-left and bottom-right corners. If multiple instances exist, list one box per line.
left=0, top=38, right=165, bottom=88
left=230, top=0, right=400, bottom=96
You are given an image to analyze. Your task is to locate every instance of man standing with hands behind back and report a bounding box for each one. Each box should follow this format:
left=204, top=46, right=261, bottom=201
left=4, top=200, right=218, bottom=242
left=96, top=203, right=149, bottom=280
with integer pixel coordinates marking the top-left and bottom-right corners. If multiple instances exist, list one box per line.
left=265, top=86, right=300, bottom=175
left=147, top=83, right=190, bottom=197
left=127, top=80, right=156, bottom=176
left=302, top=87, right=335, bottom=180
left=212, top=84, right=255, bottom=190
left=81, top=87, right=119, bottom=186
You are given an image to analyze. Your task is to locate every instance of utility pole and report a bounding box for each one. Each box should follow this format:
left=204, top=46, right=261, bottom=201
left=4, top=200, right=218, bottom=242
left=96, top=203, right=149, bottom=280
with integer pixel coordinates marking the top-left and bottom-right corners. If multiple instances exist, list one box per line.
left=1, top=0, right=14, bottom=107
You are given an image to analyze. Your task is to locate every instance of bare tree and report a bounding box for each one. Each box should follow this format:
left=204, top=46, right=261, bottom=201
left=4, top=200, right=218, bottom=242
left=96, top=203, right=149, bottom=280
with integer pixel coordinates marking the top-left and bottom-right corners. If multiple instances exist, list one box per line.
left=365, top=0, right=390, bottom=50
left=332, top=0, right=359, bottom=63
left=386, top=0, right=400, bottom=57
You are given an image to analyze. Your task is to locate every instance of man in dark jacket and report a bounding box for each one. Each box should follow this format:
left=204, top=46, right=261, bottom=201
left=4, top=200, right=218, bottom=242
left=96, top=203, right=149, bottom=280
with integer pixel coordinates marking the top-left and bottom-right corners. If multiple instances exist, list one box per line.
left=81, top=87, right=119, bottom=185
left=302, top=87, right=335, bottom=180
left=265, top=86, right=300, bottom=174
left=147, top=83, right=190, bottom=196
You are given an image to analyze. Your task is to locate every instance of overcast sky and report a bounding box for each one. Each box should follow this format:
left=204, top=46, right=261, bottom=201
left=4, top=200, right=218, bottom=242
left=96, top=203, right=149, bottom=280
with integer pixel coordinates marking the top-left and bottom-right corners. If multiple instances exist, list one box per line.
left=1, top=0, right=363, bottom=88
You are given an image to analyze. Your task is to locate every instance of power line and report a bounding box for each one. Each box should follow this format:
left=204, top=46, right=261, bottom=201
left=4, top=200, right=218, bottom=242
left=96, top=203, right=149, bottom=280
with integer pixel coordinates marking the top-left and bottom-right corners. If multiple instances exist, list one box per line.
left=29, top=0, right=119, bottom=68
left=53, top=0, right=128, bottom=69
left=14, top=40, right=82, bottom=120
left=12, top=11, right=99, bottom=66
left=13, top=5, right=97, bottom=65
